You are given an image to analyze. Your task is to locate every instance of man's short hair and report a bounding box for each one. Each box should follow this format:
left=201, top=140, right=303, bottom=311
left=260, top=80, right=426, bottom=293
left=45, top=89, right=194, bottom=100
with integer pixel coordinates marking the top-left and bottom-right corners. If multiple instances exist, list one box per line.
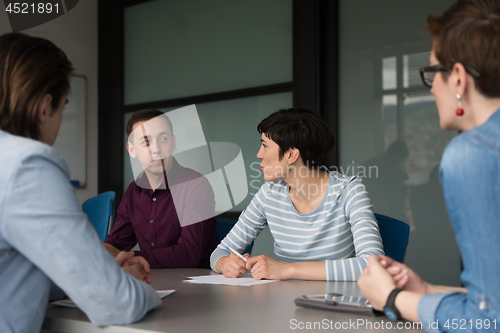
left=126, top=109, right=173, bottom=142
left=257, top=108, right=335, bottom=169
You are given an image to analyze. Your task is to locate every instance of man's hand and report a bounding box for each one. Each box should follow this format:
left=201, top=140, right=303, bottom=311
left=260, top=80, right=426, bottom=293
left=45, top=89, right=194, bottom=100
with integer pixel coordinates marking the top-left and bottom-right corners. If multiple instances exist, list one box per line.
left=122, top=265, right=150, bottom=283
left=246, top=255, right=289, bottom=280
left=103, top=242, right=121, bottom=257
left=115, top=250, right=135, bottom=266
left=115, top=251, right=152, bottom=284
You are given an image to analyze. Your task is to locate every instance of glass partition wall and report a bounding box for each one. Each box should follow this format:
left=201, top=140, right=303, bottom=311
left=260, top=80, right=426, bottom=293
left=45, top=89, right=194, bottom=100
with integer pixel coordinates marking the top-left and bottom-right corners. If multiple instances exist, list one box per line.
left=339, top=0, right=461, bottom=286
left=123, top=92, right=293, bottom=213
left=122, top=0, right=293, bottom=210
left=114, top=0, right=296, bottom=257
left=100, top=0, right=462, bottom=283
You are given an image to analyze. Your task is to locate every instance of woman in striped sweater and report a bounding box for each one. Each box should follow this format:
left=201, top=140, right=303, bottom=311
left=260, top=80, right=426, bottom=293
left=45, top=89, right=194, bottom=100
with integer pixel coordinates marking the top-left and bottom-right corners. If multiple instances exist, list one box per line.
left=211, top=108, right=384, bottom=281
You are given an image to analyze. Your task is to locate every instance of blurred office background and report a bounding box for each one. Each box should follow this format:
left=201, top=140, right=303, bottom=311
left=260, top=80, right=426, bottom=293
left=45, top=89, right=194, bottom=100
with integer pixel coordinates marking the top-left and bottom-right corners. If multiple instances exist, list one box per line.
left=0, top=0, right=461, bottom=286
left=338, top=0, right=460, bottom=287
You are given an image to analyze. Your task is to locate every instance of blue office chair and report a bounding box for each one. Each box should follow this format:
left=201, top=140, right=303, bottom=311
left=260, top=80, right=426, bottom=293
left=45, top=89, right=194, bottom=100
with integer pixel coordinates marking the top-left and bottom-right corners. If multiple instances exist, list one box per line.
left=82, top=191, right=116, bottom=241
left=216, top=219, right=254, bottom=255
left=375, top=213, right=410, bottom=263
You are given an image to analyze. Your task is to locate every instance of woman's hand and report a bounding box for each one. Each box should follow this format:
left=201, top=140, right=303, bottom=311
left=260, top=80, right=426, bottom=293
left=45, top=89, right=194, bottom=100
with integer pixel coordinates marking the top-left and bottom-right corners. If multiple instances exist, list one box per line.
left=379, top=255, right=429, bottom=294
left=220, top=252, right=249, bottom=278
left=357, top=256, right=397, bottom=310
left=246, top=255, right=290, bottom=280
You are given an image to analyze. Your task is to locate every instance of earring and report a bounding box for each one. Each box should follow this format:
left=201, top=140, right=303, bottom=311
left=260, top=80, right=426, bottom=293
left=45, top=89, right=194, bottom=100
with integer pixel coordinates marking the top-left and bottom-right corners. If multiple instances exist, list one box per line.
left=456, top=94, right=464, bottom=116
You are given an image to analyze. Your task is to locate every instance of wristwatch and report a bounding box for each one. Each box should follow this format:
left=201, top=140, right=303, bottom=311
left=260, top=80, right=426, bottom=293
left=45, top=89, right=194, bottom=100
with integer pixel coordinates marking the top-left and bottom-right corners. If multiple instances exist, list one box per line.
left=383, top=288, right=403, bottom=321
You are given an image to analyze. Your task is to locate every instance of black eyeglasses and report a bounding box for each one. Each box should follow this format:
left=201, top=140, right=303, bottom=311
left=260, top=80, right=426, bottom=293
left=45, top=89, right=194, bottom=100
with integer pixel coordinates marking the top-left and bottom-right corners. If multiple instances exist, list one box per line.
left=419, top=64, right=481, bottom=88
left=419, top=65, right=447, bottom=88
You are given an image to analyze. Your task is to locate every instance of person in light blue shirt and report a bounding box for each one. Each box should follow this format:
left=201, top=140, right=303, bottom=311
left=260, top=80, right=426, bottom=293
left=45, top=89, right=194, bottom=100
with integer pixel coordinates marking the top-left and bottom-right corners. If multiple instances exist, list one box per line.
left=358, top=0, right=500, bottom=331
left=0, top=33, right=161, bottom=333
left=211, top=108, right=384, bottom=281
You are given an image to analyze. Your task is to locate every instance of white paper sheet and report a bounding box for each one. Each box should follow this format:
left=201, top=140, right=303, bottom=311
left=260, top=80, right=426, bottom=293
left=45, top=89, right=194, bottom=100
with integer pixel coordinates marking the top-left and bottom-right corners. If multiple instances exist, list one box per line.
left=49, top=290, right=175, bottom=309
left=183, top=273, right=279, bottom=286
left=155, top=290, right=176, bottom=299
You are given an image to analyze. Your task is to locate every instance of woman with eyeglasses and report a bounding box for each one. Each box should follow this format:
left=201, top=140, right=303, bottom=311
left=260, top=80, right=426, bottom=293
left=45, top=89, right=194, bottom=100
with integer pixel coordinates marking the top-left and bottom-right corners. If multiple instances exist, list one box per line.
left=358, top=0, right=500, bottom=330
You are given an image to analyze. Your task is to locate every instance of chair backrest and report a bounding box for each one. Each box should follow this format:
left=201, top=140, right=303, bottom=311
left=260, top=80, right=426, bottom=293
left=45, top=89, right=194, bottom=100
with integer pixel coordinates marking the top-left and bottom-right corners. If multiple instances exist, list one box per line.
left=216, top=219, right=254, bottom=255
left=375, top=213, right=410, bottom=263
left=82, top=191, right=116, bottom=241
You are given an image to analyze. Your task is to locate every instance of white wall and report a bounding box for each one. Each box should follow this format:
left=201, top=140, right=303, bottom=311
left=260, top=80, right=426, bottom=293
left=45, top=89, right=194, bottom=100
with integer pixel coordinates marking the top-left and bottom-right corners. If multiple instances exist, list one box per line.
left=0, top=1, right=98, bottom=204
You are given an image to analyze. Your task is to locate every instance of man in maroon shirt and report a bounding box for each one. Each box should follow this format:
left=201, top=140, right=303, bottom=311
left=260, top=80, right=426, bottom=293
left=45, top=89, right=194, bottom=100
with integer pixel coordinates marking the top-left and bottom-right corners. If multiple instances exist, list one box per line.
left=104, top=109, right=217, bottom=268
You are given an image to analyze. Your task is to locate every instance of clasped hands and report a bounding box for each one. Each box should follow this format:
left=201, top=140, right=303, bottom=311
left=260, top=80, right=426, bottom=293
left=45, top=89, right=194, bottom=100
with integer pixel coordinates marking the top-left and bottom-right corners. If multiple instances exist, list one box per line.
left=357, top=255, right=428, bottom=310
left=220, top=253, right=289, bottom=280
left=115, top=251, right=153, bottom=284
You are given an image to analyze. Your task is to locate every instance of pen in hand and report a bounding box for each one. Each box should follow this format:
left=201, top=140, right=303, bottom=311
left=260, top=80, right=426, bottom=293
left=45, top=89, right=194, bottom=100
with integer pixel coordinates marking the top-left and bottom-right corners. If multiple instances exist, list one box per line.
left=228, top=246, right=247, bottom=262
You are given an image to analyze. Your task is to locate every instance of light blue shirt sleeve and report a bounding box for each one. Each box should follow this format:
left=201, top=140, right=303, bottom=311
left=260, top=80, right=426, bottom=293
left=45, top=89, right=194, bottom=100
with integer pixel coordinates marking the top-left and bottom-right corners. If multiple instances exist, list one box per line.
left=415, top=131, right=500, bottom=332
left=325, top=178, right=384, bottom=281
left=210, top=185, right=268, bottom=270
left=2, top=151, right=161, bottom=326
left=417, top=292, right=465, bottom=333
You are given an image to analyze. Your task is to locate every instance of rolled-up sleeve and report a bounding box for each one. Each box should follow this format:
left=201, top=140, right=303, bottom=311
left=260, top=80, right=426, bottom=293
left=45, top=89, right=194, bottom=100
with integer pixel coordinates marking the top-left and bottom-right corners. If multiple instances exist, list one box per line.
left=418, top=292, right=461, bottom=333
left=418, top=291, right=499, bottom=333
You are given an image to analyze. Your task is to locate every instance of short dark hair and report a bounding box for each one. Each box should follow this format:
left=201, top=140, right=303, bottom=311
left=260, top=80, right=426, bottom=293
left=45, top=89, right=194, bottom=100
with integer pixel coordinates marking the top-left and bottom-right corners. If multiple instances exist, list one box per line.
left=126, top=108, right=173, bottom=141
left=0, top=33, right=73, bottom=140
left=426, top=0, right=500, bottom=97
left=257, top=108, right=335, bottom=169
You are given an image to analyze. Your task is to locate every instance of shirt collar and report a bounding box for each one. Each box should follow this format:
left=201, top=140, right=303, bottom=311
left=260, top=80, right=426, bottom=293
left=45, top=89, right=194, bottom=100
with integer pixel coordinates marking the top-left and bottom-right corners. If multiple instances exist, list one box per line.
left=135, top=158, right=182, bottom=192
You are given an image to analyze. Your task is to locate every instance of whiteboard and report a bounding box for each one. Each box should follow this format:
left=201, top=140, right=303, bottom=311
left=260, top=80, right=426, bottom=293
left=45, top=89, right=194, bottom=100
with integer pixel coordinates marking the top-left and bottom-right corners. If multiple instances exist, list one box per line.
left=53, top=75, right=87, bottom=187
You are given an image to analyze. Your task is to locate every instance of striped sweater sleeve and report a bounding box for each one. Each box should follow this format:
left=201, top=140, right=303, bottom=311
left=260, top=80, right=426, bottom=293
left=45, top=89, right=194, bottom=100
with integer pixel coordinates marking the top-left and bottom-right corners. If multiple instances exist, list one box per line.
left=325, top=178, right=384, bottom=281
left=210, top=185, right=268, bottom=271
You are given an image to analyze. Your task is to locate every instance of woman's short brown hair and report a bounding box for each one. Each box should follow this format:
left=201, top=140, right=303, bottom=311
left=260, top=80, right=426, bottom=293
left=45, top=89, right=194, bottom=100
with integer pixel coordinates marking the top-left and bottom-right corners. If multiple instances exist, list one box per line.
left=257, top=108, right=335, bottom=169
left=426, top=0, right=500, bottom=98
left=0, top=33, right=74, bottom=140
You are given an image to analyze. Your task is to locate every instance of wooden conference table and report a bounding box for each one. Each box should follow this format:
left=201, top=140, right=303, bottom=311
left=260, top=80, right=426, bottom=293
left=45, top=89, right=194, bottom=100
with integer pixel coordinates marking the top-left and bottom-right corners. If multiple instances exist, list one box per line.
left=42, top=269, right=423, bottom=333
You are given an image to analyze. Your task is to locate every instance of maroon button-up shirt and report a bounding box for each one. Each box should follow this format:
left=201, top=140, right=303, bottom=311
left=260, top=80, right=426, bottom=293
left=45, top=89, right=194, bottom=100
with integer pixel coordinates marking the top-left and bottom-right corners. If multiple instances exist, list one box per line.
left=105, top=159, right=217, bottom=268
